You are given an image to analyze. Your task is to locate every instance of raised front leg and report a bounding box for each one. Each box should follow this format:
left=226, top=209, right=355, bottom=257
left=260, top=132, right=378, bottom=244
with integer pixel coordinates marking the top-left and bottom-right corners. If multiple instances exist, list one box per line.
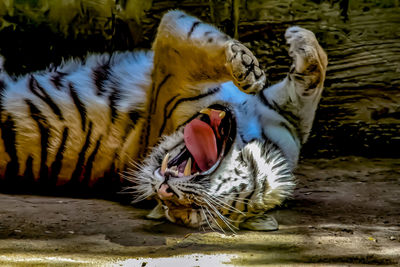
left=262, top=26, right=328, bottom=145
left=143, top=10, right=266, bottom=151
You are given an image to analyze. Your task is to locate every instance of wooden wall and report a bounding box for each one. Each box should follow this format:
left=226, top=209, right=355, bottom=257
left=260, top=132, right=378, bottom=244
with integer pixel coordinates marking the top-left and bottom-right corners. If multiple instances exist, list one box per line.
left=0, top=0, right=399, bottom=157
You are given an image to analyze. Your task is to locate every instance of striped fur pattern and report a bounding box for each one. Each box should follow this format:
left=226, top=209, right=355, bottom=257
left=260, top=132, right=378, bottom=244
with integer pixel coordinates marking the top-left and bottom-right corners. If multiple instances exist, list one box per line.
left=0, top=51, right=152, bottom=193
left=0, top=10, right=327, bottom=230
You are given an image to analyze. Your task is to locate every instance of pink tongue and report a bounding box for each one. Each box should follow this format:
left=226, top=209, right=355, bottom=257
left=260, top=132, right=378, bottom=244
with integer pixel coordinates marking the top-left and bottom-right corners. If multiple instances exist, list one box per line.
left=184, top=119, right=218, bottom=172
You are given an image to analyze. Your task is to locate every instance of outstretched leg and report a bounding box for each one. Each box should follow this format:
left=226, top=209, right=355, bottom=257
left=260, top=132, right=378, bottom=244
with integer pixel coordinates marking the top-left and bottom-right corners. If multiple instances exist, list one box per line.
left=142, top=10, right=266, bottom=151
left=262, top=26, right=328, bottom=145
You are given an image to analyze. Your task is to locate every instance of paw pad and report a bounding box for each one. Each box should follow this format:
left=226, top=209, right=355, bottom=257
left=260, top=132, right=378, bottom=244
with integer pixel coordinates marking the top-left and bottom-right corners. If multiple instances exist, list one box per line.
left=226, top=41, right=266, bottom=93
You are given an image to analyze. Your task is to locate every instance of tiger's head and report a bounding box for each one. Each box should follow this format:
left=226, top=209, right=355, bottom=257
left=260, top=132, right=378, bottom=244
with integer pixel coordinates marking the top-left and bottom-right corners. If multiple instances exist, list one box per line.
left=127, top=101, right=295, bottom=231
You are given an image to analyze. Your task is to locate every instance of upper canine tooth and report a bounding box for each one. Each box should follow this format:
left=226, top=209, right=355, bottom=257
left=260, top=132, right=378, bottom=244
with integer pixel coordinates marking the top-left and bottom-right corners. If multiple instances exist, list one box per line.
left=219, top=111, right=226, bottom=119
left=184, top=158, right=192, bottom=176
left=200, top=108, right=211, bottom=116
left=161, top=153, right=169, bottom=174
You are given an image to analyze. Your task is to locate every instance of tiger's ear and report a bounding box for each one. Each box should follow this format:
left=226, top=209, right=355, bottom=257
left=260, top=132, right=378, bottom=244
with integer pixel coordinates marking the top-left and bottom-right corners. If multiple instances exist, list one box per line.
left=146, top=203, right=165, bottom=220
left=239, top=214, right=279, bottom=231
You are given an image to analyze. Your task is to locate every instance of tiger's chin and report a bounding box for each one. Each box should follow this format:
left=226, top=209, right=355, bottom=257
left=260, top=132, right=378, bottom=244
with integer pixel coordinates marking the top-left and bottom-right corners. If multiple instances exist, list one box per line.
left=127, top=103, right=295, bottom=232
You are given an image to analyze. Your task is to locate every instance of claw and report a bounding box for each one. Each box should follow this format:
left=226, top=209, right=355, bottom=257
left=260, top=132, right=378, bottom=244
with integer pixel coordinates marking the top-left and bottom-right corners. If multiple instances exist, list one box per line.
left=184, top=158, right=192, bottom=176
left=161, top=153, right=169, bottom=175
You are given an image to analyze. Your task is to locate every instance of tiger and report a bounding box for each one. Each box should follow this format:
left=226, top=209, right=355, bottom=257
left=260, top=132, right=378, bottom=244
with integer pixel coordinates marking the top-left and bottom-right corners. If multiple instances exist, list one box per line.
left=0, top=10, right=327, bottom=231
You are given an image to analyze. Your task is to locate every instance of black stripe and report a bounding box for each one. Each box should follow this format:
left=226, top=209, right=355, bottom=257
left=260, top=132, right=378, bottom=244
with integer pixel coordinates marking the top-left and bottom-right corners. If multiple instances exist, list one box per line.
left=118, top=108, right=143, bottom=151
left=164, top=94, right=180, bottom=113
left=255, top=145, right=269, bottom=202
left=29, top=76, right=64, bottom=121
left=160, top=94, right=180, bottom=131
left=50, top=71, right=67, bottom=90
left=82, top=135, right=102, bottom=187
left=0, top=80, right=5, bottom=94
left=188, top=21, right=201, bottom=38
left=69, top=83, right=87, bottom=131
left=0, top=80, right=5, bottom=91
left=140, top=73, right=171, bottom=154
left=279, top=121, right=298, bottom=144
left=23, top=155, right=35, bottom=185
left=158, top=87, right=220, bottom=136
left=140, top=114, right=151, bottom=156
left=151, top=74, right=172, bottom=114
left=215, top=177, right=224, bottom=193
left=26, top=99, right=50, bottom=183
left=49, top=127, right=69, bottom=186
left=118, top=108, right=143, bottom=150
left=128, top=108, right=142, bottom=125
left=109, top=85, right=120, bottom=123
left=1, top=115, right=19, bottom=181
left=229, top=189, right=240, bottom=214
left=271, top=100, right=302, bottom=140
left=257, top=91, right=276, bottom=111
left=93, top=62, right=110, bottom=96
left=243, top=178, right=256, bottom=213
left=258, top=91, right=301, bottom=140
left=139, top=74, right=172, bottom=155
left=120, top=125, right=134, bottom=149
left=271, top=100, right=300, bottom=123
left=69, top=121, right=93, bottom=186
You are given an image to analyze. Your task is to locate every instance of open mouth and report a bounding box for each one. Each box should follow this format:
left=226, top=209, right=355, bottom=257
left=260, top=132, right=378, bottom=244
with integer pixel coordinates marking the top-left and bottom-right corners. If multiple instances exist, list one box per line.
left=158, top=104, right=236, bottom=182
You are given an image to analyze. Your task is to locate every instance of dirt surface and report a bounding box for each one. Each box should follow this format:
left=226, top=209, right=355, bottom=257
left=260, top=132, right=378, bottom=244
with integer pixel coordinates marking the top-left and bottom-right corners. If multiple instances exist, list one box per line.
left=0, top=157, right=399, bottom=266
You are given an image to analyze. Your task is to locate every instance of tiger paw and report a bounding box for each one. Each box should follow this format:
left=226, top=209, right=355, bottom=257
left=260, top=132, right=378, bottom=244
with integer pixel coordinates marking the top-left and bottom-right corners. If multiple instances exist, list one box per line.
left=226, top=40, right=266, bottom=94
left=146, top=203, right=165, bottom=220
left=285, top=26, right=327, bottom=77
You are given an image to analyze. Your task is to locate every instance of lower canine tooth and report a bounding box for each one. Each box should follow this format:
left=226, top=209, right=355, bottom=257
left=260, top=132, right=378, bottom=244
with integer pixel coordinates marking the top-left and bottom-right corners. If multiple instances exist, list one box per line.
left=184, top=158, right=192, bottom=176
left=161, top=153, right=169, bottom=174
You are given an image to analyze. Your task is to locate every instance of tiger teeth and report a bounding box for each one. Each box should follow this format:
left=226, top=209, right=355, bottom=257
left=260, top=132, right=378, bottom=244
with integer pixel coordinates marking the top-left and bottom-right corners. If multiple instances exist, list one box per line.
left=200, top=108, right=211, bottom=116
left=184, top=158, right=192, bottom=176
left=170, top=166, right=179, bottom=176
left=219, top=111, right=226, bottom=119
left=161, top=153, right=169, bottom=174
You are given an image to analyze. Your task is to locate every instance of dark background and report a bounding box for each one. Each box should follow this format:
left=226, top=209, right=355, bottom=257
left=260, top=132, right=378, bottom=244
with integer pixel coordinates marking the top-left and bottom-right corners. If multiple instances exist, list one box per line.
left=0, top=0, right=399, bottom=158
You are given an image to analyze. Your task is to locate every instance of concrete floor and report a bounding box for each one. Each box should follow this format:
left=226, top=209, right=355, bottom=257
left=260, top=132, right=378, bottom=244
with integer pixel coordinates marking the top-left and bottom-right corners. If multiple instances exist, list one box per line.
left=0, top=157, right=399, bottom=266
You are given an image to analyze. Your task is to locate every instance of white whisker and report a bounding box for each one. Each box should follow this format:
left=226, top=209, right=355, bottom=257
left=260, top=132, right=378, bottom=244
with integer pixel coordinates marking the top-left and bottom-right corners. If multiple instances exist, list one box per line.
left=203, top=195, right=242, bottom=217
left=202, top=191, right=246, bottom=216
left=200, top=205, right=215, bottom=232
left=202, top=198, right=237, bottom=233
left=204, top=204, right=225, bottom=234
